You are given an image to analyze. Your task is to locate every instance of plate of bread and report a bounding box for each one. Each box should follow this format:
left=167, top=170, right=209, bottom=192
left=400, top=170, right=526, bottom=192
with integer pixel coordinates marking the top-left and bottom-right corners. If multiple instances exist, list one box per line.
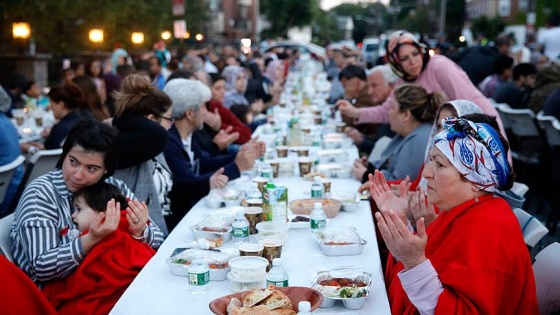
left=209, top=284, right=323, bottom=315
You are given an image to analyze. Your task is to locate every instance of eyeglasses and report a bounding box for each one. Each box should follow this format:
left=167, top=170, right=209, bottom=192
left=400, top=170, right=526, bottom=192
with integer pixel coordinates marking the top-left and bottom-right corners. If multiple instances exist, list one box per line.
left=159, top=115, right=174, bottom=123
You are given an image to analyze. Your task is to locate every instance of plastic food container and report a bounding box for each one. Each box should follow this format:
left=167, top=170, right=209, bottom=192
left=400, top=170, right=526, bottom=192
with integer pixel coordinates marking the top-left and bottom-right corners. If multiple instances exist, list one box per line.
left=228, top=256, right=269, bottom=281
left=288, top=198, right=342, bottom=218
left=206, top=188, right=246, bottom=208
left=191, top=215, right=234, bottom=248
left=313, top=227, right=366, bottom=256
left=329, top=192, right=360, bottom=212
left=315, top=164, right=351, bottom=178
left=255, top=221, right=289, bottom=241
left=317, top=149, right=348, bottom=164
left=227, top=272, right=266, bottom=292
left=166, top=248, right=235, bottom=281
left=312, top=271, right=372, bottom=310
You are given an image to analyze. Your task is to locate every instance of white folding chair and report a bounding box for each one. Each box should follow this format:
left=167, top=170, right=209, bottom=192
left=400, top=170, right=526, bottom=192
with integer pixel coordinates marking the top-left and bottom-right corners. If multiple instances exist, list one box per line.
left=533, top=242, right=560, bottom=315
left=513, top=208, right=549, bottom=248
left=511, top=182, right=530, bottom=197
left=9, top=149, right=62, bottom=210
left=0, top=213, right=15, bottom=262
left=496, top=105, right=542, bottom=163
left=0, top=155, right=25, bottom=205
left=536, top=112, right=560, bottom=147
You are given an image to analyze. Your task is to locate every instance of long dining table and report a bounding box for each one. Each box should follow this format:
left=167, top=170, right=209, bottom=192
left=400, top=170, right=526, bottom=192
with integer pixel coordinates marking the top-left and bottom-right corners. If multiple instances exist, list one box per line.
left=110, top=147, right=391, bottom=314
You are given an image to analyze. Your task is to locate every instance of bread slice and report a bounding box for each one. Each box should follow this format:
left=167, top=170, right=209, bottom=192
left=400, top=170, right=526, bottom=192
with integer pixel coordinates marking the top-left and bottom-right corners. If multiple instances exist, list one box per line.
left=227, top=298, right=242, bottom=315
left=242, top=288, right=274, bottom=307
left=261, top=290, right=293, bottom=310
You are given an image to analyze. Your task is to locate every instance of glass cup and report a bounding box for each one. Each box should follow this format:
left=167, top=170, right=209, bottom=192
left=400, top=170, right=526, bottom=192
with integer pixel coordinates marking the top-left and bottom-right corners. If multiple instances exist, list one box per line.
left=258, top=239, right=283, bottom=271
left=252, top=177, right=269, bottom=193
left=298, top=157, right=313, bottom=176
left=244, top=207, right=263, bottom=235
left=238, top=243, right=264, bottom=257
left=297, top=148, right=309, bottom=157
left=322, top=178, right=332, bottom=194
left=34, top=110, right=44, bottom=127
left=336, top=122, right=346, bottom=133
left=246, top=198, right=263, bottom=209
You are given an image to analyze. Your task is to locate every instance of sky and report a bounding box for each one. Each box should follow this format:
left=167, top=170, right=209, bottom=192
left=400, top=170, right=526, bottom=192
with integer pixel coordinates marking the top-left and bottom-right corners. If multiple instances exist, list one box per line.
left=320, top=0, right=389, bottom=11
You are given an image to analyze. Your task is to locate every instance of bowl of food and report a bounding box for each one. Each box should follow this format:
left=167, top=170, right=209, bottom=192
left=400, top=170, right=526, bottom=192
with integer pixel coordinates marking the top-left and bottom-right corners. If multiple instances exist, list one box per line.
left=166, top=248, right=235, bottom=281
left=312, top=271, right=372, bottom=310
left=288, top=198, right=342, bottom=218
left=329, top=191, right=360, bottom=212
left=209, top=284, right=323, bottom=314
left=255, top=221, right=289, bottom=241
left=191, top=214, right=235, bottom=248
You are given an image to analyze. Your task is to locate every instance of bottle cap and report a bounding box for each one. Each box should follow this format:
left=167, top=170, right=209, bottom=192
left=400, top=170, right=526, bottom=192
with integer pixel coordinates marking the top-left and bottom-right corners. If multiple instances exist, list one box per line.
left=272, top=258, right=282, bottom=266
left=314, top=202, right=322, bottom=209
left=266, top=182, right=276, bottom=189
left=298, top=301, right=311, bottom=311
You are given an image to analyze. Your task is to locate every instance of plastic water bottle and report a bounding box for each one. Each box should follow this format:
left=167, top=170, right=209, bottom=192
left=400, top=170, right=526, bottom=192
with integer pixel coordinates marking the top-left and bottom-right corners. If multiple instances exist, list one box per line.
left=247, top=182, right=262, bottom=202
left=310, top=202, right=327, bottom=230
left=260, top=162, right=273, bottom=179
left=310, top=176, right=324, bottom=198
left=266, top=258, right=289, bottom=287
left=187, top=252, right=210, bottom=295
left=232, top=209, right=249, bottom=244
left=297, top=301, right=312, bottom=314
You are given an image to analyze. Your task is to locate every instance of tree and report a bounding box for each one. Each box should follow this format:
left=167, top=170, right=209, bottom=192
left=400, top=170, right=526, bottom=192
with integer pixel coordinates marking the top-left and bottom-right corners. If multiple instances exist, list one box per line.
left=330, top=2, right=389, bottom=43
left=471, top=15, right=505, bottom=40
left=0, top=0, right=174, bottom=56
left=260, top=0, right=318, bottom=38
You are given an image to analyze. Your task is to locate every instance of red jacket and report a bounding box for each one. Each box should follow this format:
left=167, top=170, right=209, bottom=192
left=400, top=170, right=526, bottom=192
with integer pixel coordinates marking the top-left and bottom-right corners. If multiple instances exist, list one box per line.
left=206, top=99, right=251, bottom=144
left=42, top=211, right=155, bottom=315
left=385, top=195, right=538, bottom=315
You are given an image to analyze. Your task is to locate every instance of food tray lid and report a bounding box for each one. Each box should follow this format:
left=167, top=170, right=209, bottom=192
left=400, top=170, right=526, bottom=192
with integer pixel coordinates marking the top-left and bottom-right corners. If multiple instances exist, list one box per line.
left=167, top=248, right=236, bottom=268
left=313, top=227, right=365, bottom=246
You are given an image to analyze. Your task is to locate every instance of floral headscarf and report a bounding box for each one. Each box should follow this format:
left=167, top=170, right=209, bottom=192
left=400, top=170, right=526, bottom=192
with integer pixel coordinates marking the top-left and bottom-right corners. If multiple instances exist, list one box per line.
left=386, top=30, right=430, bottom=82
left=221, top=65, right=246, bottom=91
left=433, top=118, right=510, bottom=192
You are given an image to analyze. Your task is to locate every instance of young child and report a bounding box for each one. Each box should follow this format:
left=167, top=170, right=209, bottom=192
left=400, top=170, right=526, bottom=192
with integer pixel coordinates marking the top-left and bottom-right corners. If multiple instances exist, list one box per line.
left=42, top=182, right=156, bottom=315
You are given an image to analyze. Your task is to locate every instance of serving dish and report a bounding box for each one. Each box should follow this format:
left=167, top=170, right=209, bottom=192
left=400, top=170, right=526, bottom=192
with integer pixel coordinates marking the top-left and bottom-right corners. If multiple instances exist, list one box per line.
left=191, top=214, right=235, bottom=248
left=312, top=270, right=372, bottom=310
left=312, top=227, right=366, bottom=256
left=209, top=286, right=323, bottom=314
left=288, top=198, right=342, bottom=218
left=166, top=248, right=235, bottom=281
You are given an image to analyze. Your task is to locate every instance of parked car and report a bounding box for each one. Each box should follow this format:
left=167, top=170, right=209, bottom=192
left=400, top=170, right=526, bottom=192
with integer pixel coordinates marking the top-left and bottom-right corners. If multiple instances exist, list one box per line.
left=361, top=36, right=387, bottom=68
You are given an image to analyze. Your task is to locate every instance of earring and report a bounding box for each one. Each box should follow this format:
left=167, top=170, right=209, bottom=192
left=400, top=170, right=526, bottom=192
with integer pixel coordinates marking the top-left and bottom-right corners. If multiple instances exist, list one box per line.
left=474, top=190, right=479, bottom=203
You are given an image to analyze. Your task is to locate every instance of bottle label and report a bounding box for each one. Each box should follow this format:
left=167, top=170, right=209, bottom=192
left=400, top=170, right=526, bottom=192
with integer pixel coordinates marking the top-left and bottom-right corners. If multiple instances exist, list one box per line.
left=232, top=226, right=249, bottom=238
left=260, top=169, right=273, bottom=179
left=311, top=219, right=326, bottom=229
left=188, top=271, right=209, bottom=286
left=267, top=279, right=289, bottom=287
left=311, top=189, right=323, bottom=198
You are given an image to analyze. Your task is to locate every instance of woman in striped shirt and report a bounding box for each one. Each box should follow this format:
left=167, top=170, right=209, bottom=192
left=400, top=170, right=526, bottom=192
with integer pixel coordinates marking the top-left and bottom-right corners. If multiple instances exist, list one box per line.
left=10, top=119, right=164, bottom=285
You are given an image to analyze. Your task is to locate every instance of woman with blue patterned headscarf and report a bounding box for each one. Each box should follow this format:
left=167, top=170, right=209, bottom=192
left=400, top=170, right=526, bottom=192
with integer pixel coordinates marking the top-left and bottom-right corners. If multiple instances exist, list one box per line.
left=371, top=118, right=538, bottom=314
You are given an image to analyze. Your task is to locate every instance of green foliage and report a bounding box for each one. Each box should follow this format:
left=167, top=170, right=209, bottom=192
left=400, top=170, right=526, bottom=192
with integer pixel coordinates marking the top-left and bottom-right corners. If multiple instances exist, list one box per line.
left=471, top=15, right=506, bottom=40
left=0, top=0, right=176, bottom=56
left=260, top=0, right=317, bottom=38
left=312, top=10, right=342, bottom=45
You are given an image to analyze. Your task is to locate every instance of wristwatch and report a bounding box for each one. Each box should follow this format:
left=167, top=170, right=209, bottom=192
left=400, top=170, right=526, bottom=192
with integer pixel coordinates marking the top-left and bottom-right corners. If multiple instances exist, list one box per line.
left=131, top=225, right=149, bottom=241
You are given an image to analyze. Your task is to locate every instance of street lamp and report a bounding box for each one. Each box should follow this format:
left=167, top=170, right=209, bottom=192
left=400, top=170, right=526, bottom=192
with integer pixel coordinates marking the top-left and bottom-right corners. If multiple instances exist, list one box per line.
left=195, top=33, right=204, bottom=41
left=161, top=31, right=171, bottom=40
left=89, top=29, right=104, bottom=43
left=12, top=22, right=31, bottom=40
left=131, top=32, right=144, bottom=45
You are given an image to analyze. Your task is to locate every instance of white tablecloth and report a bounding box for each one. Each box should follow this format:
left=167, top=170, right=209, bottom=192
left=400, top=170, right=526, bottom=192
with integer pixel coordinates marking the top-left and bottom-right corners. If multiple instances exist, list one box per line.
left=110, top=173, right=391, bottom=315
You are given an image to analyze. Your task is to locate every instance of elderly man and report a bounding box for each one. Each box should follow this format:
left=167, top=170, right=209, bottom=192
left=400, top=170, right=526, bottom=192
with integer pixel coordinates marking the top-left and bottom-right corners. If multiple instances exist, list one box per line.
left=339, top=65, right=398, bottom=155
left=163, top=79, right=260, bottom=231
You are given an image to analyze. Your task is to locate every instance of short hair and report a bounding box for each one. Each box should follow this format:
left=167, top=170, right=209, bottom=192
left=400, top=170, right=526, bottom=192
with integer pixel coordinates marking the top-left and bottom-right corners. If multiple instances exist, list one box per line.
left=368, top=65, right=398, bottom=86
left=493, top=55, right=514, bottom=75
left=167, top=69, right=194, bottom=83
left=163, top=78, right=211, bottom=120
left=338, top=65, right=367, bottom=81
left=57, top=119, right=120, bottom=180
left=230, top=104, right=251, bottom=124
left=47, top=84, right=85, bottom=110
left=512, top=63, right=537, bottom=81
left=149, top=56, right=162, bottom=66
left=24, top=81, right=37, bottom=94
left=114, top=74, right=172, bottom=117
left=494, top=35, right=511, bottom=48
left=209, top=73, right=225, bottom=85
left=73, top=182, right=128, bottom=212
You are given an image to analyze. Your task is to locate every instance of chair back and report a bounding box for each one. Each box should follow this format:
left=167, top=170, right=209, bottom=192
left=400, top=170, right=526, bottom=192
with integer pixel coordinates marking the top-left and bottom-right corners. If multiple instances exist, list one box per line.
left=0, top=156, right=25, bottom=205
left=9, top=149, right=62, bottom=211
left=495, top=103, right=511, bottom=130
left=497, top=105, right=539, bottom=137
left=533, top=242, right=560, bottom=315
left=513, top=208, right=549, bottom=247
left=536, top=113, right=560, bottom=147
left=0, top=213, right=15, bottom=262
